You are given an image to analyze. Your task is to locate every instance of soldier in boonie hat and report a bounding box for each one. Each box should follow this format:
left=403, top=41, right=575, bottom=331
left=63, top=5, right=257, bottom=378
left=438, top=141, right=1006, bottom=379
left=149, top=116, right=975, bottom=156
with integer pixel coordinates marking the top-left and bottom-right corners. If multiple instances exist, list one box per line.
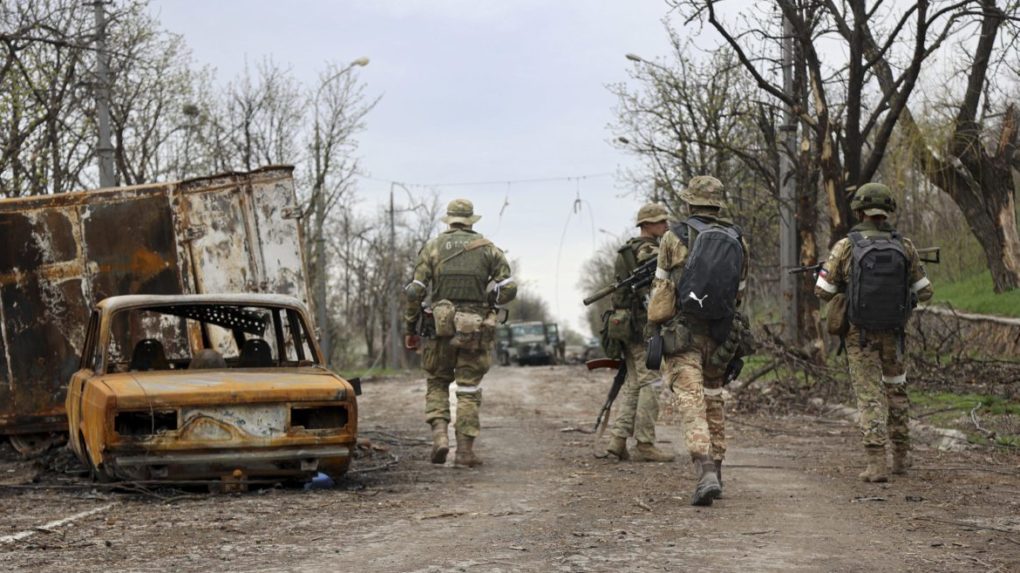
left=635, top=202, right=669, bottom=226
left=442, top=198, right=482, bottom=226
left=679, top=175, right=727, bottom=210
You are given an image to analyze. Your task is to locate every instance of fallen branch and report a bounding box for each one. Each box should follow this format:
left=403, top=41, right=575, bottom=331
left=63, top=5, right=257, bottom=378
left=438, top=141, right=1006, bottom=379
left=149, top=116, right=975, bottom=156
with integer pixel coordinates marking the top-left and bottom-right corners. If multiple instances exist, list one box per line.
left=969, top=404, right=997, bottom=441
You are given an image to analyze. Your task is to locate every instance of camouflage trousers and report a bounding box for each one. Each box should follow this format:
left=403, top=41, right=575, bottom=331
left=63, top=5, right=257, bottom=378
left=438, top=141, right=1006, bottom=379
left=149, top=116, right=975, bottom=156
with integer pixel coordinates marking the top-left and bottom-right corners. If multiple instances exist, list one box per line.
left=422, top=337, right=492, bottom=438
left=662, top=328, right=727, bottom=461
left=845, top=327, right=910, bottom=449
left=610, top=340, right=661, bottom=444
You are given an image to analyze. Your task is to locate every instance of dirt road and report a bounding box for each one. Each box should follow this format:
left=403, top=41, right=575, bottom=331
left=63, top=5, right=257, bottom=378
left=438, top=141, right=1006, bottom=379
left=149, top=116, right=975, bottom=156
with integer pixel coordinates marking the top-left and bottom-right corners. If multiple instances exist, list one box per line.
left=2, top=365, right=1018, bottom=572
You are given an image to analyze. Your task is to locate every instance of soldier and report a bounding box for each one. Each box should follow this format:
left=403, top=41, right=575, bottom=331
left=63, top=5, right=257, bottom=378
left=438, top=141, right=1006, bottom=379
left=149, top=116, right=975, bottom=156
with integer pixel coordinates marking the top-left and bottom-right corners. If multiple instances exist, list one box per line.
left=404, top=199, right=517, bottom=468
left=647, top=176, right=748, bottom=506
left=602, top=203, right=675, bottom=462
left=814, top=183, right=933, bottom=482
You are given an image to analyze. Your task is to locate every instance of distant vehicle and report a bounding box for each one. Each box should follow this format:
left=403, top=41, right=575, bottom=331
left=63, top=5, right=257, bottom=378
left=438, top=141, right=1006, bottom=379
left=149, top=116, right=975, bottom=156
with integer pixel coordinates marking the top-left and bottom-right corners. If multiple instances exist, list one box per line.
left=496, top=321, right=562, bottom=366
left=66, top=294, right=359, bottom=483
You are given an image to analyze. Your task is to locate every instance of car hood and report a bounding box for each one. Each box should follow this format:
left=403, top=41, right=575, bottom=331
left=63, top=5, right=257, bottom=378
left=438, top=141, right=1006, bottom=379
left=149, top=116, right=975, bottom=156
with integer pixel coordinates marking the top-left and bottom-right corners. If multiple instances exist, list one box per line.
left=92, top=368, right=349, bottom=410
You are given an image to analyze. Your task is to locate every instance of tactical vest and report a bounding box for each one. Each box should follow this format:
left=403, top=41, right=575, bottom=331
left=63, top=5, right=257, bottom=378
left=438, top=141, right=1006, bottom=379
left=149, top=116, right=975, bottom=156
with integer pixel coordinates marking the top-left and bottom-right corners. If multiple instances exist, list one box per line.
left=847, top=228, right=911, bottom=331
left=433, top=230, right=491, bottom=304
left=615, top=236, right=655, bottom=338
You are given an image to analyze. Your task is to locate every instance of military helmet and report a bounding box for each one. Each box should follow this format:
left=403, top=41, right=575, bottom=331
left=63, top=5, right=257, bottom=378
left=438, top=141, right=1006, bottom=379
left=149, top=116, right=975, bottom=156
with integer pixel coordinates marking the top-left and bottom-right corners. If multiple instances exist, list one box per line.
left=851, top=182, right=896, bottom=216
left=635, top=202, right=668, bottom=226
left=442, top=198, right=481, bottom=225
left=679, top=175, right=726, bottom=209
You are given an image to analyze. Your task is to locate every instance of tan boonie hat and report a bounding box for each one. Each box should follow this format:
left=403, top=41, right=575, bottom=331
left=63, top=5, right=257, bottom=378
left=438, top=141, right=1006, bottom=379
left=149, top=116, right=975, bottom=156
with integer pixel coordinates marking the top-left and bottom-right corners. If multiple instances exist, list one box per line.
left=679, top=175, right=726, bottom=209
left=635, top=202, right=669, bottom=226
left=442, top=198, right=481, bottom=225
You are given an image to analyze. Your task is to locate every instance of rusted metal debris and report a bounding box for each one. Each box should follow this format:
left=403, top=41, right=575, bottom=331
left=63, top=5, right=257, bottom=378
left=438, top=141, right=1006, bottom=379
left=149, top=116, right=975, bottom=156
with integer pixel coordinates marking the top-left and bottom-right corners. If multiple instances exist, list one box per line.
left=0, top=167, right=315, bottom=452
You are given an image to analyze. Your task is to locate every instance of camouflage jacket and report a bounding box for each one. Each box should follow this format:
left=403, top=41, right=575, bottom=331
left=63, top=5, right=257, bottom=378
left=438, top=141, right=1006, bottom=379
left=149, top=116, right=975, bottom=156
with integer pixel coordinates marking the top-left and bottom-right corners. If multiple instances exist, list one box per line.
left=647, top=210, right=749, bottom=325
left=814, top=220, right=933, bottom=303
left=403, top=227, right=516, bottom=335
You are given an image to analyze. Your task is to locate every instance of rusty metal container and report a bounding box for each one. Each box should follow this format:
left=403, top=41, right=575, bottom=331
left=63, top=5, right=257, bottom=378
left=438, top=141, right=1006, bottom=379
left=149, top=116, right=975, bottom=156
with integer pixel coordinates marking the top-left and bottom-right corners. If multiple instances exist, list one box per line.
left=0, top=166, right=311, bottom=448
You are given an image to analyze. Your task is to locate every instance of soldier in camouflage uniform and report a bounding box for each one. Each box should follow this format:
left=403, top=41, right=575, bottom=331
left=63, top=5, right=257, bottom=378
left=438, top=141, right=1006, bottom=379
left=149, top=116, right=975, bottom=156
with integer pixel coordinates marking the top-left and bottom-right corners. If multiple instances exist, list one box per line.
left=647, top=176, right=749, bottom=506
left=404, top=199, right=517, bottom=468
left=603, top=203, right=675, bottom=463
left=815, top=183, right=933, bottom=482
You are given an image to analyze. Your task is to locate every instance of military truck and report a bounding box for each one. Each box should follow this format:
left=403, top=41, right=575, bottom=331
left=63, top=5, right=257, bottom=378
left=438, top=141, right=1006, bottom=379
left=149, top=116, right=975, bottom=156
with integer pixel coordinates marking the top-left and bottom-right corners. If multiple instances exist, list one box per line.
left=0, top=166, right=323, bottom=455
left=496, top=321, right=562, bottom=366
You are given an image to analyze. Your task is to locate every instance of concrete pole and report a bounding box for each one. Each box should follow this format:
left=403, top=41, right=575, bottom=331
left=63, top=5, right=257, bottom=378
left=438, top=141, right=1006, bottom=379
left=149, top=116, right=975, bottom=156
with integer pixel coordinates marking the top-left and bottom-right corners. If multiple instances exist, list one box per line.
left=313, top=120, right=331, bottom=365
left=388, top=184, right=401, bottom=369
left=93, top=1, right=116, bottom=188
left=779, top=13, right=799, bottom=343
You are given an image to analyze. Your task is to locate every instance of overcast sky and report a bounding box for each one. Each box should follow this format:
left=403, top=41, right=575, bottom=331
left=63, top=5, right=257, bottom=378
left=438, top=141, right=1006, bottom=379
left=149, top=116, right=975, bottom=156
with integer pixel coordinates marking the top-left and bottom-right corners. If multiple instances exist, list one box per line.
left=149, top=0, right=680, bottom=335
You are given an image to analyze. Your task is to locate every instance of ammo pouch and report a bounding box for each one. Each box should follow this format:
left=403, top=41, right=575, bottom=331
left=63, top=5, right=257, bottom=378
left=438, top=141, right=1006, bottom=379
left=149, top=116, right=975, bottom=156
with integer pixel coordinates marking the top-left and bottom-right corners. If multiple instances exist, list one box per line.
left=432, top=299, right=456, bottom=338
left=659, top=317, right=693, bottom=357
left=826, top=292, right=850, bottom=337
left=606, top=308, right=632, bottom=342
left=647, top=279, right=676, bottom=324
left=450, top=311, right=486, bottom=350
left=646, top=334, right=664, bottom=370
left=599, top=310, right=624, bottom=360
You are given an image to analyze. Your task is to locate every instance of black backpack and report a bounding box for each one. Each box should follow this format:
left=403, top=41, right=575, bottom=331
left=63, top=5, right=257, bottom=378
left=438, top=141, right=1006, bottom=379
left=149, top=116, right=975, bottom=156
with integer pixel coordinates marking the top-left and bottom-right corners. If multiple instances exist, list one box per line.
left=674, top=217, right=744, bottom=335
left=846, top=230, right=911, bottom=331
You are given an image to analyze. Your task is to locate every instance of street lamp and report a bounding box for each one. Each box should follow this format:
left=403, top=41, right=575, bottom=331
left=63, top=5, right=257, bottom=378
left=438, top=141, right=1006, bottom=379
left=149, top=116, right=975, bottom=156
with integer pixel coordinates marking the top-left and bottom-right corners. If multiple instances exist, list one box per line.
left=312, top=57, right=369, bottom=366
left=625, top=53, right=643, bottom=63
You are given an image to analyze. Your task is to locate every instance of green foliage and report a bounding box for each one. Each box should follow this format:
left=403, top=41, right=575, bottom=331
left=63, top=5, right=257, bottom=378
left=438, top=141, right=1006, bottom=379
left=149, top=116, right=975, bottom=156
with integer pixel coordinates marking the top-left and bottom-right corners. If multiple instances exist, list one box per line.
left=929, top=271, right=1020, bottom=318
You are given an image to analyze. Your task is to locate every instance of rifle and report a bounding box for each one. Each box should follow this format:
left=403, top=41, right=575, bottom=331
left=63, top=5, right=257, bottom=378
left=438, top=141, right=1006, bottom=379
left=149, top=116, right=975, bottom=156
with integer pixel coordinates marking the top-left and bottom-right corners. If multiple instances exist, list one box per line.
left=788, top=246, right=941, bottom=275
left=583, top=258, right=658, bottom=306
left=586, top=358, right=627, bottom=433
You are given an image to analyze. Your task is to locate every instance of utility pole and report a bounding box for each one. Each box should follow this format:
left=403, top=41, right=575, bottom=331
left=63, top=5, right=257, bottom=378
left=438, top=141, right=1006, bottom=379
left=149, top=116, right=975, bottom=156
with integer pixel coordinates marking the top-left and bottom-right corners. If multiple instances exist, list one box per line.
left=388, top=184, right=401, bottom=369
left=313, top=122, right=331, bottom=365
left=92, top=1, right=116, bottom=188
left=778, top=12, right=799, bottom=343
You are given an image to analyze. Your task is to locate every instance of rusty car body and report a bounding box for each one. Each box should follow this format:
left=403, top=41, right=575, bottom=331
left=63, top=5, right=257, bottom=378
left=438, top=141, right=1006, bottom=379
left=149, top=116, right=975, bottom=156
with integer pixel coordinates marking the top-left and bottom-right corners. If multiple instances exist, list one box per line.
left=66, top=293, right=357, bottom=482
left=0, top=167, right=311, bottom=454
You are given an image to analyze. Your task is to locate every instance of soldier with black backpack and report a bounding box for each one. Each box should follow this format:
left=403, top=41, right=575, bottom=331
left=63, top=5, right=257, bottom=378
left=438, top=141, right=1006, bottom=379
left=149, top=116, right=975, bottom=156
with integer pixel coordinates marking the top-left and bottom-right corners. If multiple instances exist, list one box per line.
left=646, top=176, right=750, bottom=506
left=815, top=183, right=934, bottom=483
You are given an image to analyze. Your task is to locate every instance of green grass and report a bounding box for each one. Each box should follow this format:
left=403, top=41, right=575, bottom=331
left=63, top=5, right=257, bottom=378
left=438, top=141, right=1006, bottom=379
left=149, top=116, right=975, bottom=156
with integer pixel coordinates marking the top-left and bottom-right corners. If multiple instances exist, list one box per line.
left=332, top=366, right=409, bottom=379
left=930, top=270, right=1020, bottom=317
left=909, top=390, right=1020, bottom=447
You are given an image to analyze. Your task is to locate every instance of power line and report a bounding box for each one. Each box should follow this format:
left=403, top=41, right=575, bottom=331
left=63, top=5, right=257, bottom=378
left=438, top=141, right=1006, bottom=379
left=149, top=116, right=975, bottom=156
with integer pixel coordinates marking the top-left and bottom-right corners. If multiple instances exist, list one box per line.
left=356, top=171, right=615, bottom=189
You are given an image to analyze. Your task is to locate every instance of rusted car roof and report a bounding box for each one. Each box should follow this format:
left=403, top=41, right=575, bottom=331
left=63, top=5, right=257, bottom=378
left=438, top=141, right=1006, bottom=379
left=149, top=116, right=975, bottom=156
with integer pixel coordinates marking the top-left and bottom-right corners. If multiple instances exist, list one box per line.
left=95, top=293, right=309, bottom=314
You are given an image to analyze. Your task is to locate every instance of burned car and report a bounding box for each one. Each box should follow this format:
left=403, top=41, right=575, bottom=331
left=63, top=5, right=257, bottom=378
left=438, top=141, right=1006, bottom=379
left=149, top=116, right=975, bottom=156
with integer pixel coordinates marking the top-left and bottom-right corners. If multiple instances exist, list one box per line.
left=66, top=294, right=358, bottom=483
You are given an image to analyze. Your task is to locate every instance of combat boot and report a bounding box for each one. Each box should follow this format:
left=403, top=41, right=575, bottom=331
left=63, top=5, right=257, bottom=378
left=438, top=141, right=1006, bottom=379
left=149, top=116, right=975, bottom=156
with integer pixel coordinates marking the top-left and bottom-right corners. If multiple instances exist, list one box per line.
left=690, top=456, right=722, bottom=506
left=454, top=432, right=483, bottom=468
left=631, top=442, right=675, bottom=462
left=429, top=419, right=449, bottom=464
left=858, top=446, right=889, bottom=483
left=604, top=436, right=630, bottom=461
left=891, top=443, right=911, bottom=475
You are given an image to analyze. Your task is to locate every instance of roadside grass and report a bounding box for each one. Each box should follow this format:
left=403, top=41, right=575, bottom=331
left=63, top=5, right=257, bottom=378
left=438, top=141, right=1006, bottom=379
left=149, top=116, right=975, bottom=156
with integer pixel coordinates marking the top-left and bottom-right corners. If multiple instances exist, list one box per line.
left=929, top=270, right=1020, bottom=318
left=334, top=366, right=409, bottom=379
left=909, top=389, right=1020, bottom=448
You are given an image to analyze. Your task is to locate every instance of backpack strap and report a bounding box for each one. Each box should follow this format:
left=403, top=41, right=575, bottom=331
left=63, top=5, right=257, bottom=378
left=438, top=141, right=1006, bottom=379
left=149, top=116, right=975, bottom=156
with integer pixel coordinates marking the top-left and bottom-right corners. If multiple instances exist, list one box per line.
left=671, top=221, right=691, bottom=247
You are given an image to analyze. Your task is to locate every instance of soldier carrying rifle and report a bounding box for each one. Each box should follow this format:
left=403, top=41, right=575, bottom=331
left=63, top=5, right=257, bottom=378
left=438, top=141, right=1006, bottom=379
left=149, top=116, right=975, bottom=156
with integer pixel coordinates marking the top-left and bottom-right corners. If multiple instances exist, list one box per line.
left=586, top=203, right=675, bottom=462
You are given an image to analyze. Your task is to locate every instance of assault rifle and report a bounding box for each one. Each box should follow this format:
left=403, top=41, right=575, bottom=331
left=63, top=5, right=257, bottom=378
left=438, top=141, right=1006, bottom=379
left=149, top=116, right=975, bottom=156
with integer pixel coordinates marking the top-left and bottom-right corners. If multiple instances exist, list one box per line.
left=583, top=258, right=658, bottom=306
left=787, top=247, right=941, bottom=275
left=586, top=358, right=627, bottom=433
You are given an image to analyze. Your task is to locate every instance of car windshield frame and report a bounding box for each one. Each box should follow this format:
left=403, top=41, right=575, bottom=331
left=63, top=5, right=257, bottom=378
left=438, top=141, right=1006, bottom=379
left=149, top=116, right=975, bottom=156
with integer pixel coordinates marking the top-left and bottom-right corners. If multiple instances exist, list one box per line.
left=97, top=301, right=321, bottom=374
